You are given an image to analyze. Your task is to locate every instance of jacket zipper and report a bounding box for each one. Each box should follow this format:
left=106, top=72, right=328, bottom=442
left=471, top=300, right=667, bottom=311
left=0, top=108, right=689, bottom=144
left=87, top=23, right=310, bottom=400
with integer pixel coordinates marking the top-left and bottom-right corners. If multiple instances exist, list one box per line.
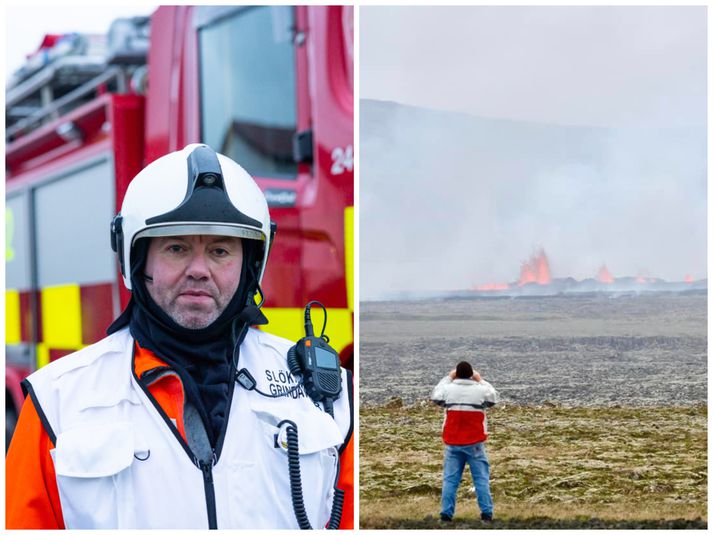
left=195, top=324, right=247, bottom=529
left=199, top=454, right=218, bottom=529
left=131, top=355, right=221, bottom=528
left=131, top=323, right=248, bottom=529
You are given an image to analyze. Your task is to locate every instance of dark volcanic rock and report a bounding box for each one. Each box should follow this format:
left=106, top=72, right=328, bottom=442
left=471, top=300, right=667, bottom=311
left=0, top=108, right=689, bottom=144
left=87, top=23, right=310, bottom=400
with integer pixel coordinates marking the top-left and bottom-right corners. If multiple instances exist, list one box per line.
left=360, top=294, right=707, bottom=407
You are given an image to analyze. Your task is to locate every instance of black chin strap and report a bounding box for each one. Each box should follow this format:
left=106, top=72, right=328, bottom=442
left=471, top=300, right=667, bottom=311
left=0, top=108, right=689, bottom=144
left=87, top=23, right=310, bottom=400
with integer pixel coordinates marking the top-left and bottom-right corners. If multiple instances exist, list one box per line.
left=240, top=299, right=268, bottom=326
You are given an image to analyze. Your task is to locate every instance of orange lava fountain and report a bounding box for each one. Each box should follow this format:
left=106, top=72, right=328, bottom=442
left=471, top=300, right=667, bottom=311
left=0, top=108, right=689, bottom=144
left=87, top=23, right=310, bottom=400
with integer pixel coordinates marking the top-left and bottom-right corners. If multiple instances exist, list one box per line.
left=518, top=249, right=551, bottom=286
left=597, top=264, right=614, bottom=284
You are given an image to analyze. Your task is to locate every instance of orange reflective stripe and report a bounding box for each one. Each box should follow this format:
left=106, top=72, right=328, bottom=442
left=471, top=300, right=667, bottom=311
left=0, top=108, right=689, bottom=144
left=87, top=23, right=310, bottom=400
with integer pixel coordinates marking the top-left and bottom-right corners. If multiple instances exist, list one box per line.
left=134, top=342, right=170, bottom=377
left=135, top=344, right=187, bottom=442
left=146, top=373, right=187, bottom=442
left=6, top=395, right=65, bottom=529
left=337, top=433, right=354, bottom=529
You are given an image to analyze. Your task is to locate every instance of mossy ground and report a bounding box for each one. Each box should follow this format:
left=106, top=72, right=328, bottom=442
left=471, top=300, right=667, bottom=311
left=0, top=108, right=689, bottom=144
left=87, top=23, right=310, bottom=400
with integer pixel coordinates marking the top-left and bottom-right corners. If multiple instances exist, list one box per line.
left=360, top=402, right=707, bottom=529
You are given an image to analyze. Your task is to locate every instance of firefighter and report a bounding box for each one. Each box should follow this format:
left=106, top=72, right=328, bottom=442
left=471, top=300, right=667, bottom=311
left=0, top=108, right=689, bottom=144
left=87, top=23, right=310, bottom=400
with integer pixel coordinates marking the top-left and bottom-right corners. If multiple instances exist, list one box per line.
left=6, top=144, right=353, bottom=529
left=431, top=361, right=499, bottom=523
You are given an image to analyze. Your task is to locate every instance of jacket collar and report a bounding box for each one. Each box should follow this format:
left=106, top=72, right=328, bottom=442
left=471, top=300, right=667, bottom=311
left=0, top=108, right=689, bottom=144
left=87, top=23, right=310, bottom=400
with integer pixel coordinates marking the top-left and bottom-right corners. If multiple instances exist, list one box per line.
left=453, top=378, right=476, bottom=385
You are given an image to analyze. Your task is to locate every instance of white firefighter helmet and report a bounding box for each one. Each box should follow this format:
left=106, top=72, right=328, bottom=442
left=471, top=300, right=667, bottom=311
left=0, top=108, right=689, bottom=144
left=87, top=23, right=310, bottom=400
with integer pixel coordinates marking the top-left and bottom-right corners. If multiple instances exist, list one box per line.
left=111, top=144, right=274, bottom=291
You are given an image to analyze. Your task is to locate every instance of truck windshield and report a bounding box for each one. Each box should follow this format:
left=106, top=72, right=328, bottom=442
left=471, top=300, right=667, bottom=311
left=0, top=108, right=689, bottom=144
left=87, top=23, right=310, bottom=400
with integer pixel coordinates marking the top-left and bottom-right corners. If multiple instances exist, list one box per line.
left=199, top=6, right=298, bottom=180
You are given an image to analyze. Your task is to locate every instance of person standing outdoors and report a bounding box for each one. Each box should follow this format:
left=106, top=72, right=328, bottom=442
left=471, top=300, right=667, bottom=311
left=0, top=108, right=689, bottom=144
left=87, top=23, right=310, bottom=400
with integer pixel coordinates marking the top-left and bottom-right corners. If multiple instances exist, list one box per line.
left=431, top=361, right=499, bottom=523
left=6, top=144, right=353, bottom=529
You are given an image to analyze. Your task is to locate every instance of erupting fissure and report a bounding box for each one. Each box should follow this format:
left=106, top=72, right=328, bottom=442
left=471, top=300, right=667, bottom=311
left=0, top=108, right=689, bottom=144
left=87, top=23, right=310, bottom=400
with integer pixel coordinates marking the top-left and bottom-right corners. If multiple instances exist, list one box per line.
left=518, top=249, right=551, bottom=286
left=472, top=248, right=699, bottom=292
left=597, top=264, right=614, bottom=284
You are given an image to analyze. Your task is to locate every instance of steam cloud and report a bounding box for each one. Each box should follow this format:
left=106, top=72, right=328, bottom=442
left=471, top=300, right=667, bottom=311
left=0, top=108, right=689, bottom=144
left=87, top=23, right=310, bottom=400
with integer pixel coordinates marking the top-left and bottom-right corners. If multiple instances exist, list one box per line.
left=360, top=100, right=706, bottom=301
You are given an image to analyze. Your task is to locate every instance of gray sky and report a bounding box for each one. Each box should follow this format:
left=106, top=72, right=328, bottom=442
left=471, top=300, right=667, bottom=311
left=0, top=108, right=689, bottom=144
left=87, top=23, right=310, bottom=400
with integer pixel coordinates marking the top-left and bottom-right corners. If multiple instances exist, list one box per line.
left=361, top=6, right=706, bottom=128
left=5, top=4, right=156, bottom=79
left=360, top=6, right=707, bottom=300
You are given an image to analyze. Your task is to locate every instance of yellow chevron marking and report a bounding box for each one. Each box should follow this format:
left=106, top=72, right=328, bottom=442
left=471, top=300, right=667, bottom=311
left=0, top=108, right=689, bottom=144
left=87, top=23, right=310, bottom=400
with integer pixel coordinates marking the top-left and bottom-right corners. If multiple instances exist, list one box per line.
left=36, top=343, right=50, bottom=369
left=42, top=285, right=82, bottom=348
left=6, top=290, right=20, bottom=344
left=260, top=307, right=353, bottom=356
left=344, top=206, right=354, bottom=312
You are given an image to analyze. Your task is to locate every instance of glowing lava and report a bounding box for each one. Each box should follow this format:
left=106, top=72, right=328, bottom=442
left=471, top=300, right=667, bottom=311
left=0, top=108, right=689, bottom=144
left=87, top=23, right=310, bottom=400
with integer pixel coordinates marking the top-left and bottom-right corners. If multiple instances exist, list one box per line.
left=597, top=264, right=614, bottom=284
left=472, top=249, right=699, bottom=293
left=473, top=282, right=510, bottom=291
left=519, top=263, right=536, bottom=285
left=518, top=249, right=551, bottom=286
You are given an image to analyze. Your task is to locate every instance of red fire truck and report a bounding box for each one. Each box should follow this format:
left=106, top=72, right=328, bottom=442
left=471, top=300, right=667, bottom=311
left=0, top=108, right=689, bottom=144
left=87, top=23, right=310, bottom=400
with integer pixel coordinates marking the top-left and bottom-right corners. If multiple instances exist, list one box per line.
left=5, top=5, right=354, bottom=460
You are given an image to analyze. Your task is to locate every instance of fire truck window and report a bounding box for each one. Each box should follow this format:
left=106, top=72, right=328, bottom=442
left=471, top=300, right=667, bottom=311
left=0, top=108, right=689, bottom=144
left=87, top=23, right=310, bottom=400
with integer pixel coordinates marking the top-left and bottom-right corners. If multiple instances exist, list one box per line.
left=34, top=158, right=116, bottom=287
left=6, top=193, right=31, bottom=291
left=199, top=6, right=298, bottom=179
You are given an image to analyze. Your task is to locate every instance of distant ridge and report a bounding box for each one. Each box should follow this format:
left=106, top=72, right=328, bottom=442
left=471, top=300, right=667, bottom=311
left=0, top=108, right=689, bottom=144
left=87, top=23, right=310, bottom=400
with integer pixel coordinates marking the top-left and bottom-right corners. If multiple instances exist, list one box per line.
left=376, top=278, right=707, bottom=302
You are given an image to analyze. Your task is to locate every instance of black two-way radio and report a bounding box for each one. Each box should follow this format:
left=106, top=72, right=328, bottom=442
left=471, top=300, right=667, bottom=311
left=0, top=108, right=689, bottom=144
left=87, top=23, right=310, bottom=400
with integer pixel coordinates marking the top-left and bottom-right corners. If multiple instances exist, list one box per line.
left=283, top=301, right=344, bottom=529
left=236, top=300, right=342, bottom=414
left=287, top=301, right=342, bottom=416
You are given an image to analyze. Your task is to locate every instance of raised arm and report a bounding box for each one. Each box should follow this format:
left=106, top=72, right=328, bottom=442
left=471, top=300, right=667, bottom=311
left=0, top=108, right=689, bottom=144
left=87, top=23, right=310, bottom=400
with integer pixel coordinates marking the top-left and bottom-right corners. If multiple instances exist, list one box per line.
left=478, top=379, right=500, bottom=407
left=430, top=373, right=454, bottom=406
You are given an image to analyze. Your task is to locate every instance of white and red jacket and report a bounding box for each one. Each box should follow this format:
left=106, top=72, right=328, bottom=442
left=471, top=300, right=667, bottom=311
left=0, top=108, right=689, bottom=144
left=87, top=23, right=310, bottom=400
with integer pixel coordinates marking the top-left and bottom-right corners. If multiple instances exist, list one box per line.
left=431, top=375, right=499, bottom=446
left=6, top=327, right=354, bottom=529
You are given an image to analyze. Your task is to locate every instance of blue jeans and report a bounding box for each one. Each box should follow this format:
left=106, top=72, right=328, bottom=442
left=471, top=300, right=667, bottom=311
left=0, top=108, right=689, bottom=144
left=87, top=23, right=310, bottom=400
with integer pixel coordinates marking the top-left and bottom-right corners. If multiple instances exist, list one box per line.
left=440, top=442, right=493, bottom=518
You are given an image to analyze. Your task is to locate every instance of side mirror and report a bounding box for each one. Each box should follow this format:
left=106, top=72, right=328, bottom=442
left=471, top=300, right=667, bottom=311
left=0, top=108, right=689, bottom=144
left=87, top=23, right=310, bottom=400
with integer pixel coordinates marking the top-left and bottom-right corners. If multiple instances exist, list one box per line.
left=292, top=129, right=313, bottom=164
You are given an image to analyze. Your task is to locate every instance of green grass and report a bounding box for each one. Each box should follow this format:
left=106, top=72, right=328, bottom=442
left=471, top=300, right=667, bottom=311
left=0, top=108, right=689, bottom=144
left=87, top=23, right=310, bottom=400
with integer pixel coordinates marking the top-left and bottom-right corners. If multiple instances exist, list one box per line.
left=360, top=402, right=707, bottom=529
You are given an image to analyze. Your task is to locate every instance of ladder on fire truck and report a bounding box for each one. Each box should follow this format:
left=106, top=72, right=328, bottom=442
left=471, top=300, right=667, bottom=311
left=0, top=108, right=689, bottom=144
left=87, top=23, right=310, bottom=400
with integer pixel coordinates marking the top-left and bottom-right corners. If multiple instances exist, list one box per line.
left=6, top=17, right=150, bottom=144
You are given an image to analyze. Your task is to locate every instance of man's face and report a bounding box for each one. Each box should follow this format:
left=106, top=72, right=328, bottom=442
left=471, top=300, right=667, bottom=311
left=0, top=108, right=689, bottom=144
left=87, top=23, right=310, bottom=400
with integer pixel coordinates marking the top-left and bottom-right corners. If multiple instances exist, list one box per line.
left=144, top=235, right=243, bottom=329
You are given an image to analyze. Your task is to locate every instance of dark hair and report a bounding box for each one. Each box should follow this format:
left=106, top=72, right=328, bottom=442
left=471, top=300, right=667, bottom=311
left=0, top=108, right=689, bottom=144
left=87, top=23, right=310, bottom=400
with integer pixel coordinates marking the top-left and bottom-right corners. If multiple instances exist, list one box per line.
left=455, top=361, right=473, bottom=379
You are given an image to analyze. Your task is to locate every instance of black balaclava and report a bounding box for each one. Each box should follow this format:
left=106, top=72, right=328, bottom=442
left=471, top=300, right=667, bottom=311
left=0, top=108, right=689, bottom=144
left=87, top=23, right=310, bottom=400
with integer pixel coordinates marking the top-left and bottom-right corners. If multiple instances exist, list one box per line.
left=108, top=237, right=267, bottom=449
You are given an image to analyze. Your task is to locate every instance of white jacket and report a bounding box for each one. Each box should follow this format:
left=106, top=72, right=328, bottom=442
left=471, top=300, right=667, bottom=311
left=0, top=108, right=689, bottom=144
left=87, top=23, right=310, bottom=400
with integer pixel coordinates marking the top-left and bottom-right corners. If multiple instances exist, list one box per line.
left=431, top=376, right=499, bottom=408
left=24, top=327, right=353, bottom=529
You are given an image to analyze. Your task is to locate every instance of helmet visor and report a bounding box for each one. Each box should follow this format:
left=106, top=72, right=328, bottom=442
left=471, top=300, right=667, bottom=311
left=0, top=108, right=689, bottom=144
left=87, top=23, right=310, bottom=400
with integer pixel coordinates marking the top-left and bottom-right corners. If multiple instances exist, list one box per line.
left=134, top=223, right=265, bottom=245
